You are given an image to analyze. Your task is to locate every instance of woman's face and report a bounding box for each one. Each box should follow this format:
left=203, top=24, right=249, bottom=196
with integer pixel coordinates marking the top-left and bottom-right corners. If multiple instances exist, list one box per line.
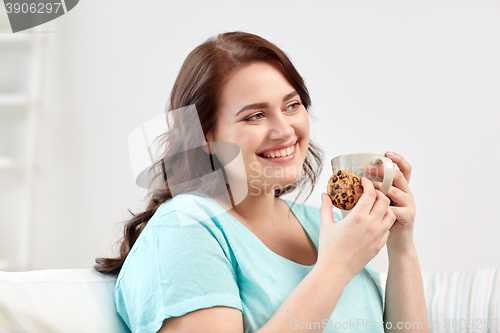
left=209, top=61, right=310, bottom=196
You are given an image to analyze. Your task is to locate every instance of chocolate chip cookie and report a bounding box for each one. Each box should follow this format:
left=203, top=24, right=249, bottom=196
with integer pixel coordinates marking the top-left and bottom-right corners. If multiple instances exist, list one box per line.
left=327, top=170, right=364, bottom=210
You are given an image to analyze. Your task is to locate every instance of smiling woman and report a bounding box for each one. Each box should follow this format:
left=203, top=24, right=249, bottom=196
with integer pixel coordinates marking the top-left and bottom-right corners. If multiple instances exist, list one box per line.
left=207, top=60, right=311, bottom=197
left=93, top=31, right=417, bottom=333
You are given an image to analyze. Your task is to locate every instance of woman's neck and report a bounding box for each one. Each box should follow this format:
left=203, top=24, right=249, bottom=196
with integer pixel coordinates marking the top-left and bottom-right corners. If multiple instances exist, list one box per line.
left=215, top=192, right=287, bottom=230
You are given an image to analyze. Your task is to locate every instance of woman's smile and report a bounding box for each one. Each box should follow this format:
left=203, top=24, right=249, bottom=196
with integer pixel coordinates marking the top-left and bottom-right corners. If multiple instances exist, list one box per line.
left=256, top=141, right=298, bottom=163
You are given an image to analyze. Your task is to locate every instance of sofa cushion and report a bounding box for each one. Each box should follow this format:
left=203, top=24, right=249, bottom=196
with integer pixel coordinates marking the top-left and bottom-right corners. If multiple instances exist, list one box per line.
left=379, top=268, right=500, bottom=328
left=0, top=269, right=129, bottom=333
left=422, top=268, right=500, bottom=329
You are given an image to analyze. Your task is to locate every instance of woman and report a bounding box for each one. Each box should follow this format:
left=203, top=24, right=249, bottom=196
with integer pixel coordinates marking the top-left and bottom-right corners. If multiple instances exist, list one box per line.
left=95, top=31, right=429, bottom=333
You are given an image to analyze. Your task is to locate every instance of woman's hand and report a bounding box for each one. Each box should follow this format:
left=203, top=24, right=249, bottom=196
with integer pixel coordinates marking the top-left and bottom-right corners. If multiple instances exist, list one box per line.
left=365, top=151, right=416, bottom=253
left=318, top=177, right=396, bottom=280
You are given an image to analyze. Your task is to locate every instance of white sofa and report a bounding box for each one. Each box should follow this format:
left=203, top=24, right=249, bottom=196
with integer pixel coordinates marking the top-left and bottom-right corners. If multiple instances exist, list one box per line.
left=0, top=268, right=498, bottom=333
left=0, top=269, right=129, bottom=333
left=380, top=268, right=500, bottom=332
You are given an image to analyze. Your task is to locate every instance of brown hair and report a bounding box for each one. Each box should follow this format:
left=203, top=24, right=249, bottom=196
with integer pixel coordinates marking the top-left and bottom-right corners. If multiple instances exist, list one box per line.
left=94, top=31, right=323, bottom=275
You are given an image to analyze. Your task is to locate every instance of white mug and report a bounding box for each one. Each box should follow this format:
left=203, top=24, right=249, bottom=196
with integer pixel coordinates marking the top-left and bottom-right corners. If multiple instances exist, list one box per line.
left=330, top=152, right=394, bottom=217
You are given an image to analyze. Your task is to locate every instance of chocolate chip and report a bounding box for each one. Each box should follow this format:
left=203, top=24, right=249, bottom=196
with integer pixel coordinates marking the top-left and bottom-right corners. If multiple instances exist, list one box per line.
left=341, top=193, right=346, bottom=198
left=334, top=184, right=339, bottom=190
left=341, top=203, right=346, bottom=209
left=337, top=170, right=342, bottom=176
left=332, top=175, right=338, bottom=182
left=355, top=185, right=364, bottom=195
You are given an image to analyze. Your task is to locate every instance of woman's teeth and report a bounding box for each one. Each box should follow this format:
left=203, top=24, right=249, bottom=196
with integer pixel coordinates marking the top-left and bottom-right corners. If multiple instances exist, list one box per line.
left=260, top=144, right=295, bottom=158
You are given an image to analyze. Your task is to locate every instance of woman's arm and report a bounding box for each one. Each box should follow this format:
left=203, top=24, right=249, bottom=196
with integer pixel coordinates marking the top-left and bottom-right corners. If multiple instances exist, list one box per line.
left=368, top=152, right=430, bottom=332
left=157, top=263, right=351, bottom=333
left=383, top=243, right=430, bottom=332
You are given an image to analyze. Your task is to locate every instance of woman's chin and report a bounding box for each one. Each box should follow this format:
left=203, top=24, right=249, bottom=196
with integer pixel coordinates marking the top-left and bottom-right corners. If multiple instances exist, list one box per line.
left=247, top=177, right=300, bottom=196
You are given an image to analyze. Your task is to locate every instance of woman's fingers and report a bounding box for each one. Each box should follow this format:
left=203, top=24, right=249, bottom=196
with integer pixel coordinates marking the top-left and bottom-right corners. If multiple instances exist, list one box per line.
left=381, top=207, right=397, bottom=231
left=365, top=163, right=385, bottom=179
left=372, top=180, right=410, bottom=206
left=392, top=169, right=411, bottom=193
left=369, top=189, right=391, bottom=220
left=352, top=177, right=378, bottom=215
left=320, top=193, right=335, bottom=223
left=386, top=151, right=412, bottom=183
left=389, top=206, right=415, bottom=225
left=366, top=166, right=410, bottom=194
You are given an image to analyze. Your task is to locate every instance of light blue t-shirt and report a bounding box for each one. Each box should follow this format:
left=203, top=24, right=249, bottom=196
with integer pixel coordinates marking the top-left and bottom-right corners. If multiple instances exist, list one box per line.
left=115, top=192, right=385, bottom=333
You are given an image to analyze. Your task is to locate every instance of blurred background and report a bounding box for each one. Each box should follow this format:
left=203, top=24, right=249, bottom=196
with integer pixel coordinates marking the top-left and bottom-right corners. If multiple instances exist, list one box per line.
left=0, top=0, right=498, bottom=273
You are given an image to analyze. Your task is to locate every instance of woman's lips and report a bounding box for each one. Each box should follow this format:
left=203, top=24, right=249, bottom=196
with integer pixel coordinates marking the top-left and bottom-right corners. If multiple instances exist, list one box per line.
left=256, top=142, right=297, bottom=163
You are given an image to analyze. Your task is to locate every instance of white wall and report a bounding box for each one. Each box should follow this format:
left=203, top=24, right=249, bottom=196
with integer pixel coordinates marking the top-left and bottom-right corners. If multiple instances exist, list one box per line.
left=16, top=0, right=500, bottom=272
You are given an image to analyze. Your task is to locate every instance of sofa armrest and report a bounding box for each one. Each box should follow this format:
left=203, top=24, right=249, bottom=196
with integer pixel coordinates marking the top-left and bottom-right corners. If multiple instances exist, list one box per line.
left=0, top=269, right=130, bottom=333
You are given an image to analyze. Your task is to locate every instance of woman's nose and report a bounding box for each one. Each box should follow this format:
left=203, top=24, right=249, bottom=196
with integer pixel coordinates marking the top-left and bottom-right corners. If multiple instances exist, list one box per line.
left=268, top=112, right=295, bottom=140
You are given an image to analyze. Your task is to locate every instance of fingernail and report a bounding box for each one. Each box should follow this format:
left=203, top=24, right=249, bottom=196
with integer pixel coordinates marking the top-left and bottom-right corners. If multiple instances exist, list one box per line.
left=386, top=151, right=394, bottom=157
left=321, top=193, right=325, bottom=203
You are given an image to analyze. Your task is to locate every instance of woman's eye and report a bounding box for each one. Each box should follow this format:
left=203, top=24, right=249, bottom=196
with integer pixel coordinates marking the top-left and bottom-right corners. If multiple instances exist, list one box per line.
left=244, top=103, right=300, bottom=122
left=286, top=102, right=301, bottom=111
left=245, top=113, right=264, bottom=122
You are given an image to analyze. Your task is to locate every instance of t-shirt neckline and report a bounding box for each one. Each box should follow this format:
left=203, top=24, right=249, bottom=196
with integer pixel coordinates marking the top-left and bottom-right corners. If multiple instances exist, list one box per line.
left=204, top=194, right=317, bottom=269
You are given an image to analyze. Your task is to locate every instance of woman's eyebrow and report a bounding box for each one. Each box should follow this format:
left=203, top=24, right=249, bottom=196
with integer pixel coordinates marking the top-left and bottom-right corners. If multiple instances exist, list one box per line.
left=234, top=91, right=299, bottom=117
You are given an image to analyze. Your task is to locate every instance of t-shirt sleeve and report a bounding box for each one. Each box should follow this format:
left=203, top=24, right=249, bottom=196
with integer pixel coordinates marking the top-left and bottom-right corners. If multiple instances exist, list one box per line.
left=115, top=209, right=242, bottom=333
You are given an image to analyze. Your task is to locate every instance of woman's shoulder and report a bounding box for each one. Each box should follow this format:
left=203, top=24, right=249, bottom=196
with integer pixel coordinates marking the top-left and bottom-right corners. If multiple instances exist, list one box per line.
left=154, top=191, right=227, bottom=226
left=117, top=192, right=234, bottom=280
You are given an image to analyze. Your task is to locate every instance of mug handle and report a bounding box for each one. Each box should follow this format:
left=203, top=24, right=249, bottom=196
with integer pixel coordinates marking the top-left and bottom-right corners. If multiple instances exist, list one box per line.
left=371, top=156, right=394, bottom=194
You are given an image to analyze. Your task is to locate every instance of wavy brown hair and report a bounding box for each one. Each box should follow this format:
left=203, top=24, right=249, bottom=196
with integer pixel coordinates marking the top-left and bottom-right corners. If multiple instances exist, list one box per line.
left=94, top=31, right=324, bottom=275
